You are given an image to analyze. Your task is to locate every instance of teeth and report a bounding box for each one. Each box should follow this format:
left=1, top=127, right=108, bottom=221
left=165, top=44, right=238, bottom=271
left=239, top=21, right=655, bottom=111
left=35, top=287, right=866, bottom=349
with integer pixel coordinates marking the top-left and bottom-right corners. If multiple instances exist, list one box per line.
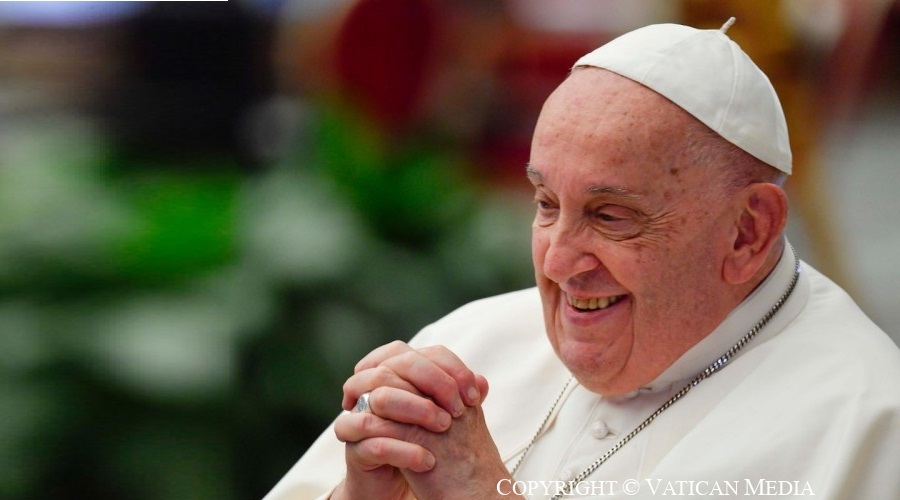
left=568, top=294, right=621, bottom=311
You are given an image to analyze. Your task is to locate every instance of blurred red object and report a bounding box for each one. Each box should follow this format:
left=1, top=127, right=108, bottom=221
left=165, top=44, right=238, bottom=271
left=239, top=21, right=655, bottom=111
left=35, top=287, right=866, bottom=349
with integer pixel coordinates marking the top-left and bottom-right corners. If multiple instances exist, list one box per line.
left=333, top=0, right=438, bottom=132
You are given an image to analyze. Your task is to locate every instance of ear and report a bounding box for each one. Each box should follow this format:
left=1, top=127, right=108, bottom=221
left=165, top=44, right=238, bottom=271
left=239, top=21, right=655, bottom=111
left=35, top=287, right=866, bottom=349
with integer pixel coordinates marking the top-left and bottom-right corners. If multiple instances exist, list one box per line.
left=723, top=183, right=788, bottom=285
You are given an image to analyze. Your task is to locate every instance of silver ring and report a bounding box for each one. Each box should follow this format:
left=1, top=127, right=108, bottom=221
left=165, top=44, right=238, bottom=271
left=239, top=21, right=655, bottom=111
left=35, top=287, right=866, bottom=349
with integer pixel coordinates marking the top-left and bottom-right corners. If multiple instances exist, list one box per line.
left=355, top=392, right=371, bottom=413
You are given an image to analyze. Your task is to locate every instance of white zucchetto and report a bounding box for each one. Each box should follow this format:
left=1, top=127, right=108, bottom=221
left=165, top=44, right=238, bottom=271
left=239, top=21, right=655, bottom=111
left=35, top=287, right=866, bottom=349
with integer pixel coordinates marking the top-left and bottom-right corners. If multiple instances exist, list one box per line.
left=574, top=19, right=792, bottom=174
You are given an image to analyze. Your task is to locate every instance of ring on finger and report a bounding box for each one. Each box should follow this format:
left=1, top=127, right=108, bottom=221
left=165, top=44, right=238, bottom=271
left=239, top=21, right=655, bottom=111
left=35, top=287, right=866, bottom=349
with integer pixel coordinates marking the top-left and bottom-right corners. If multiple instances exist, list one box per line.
left=355, top=392, right=372, bottom=413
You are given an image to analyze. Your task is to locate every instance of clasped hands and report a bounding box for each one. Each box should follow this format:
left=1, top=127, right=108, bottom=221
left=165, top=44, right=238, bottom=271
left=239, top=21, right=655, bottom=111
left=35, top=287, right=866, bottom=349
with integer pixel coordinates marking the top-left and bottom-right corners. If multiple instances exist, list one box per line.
left=330, top=341, right=522, bottom=500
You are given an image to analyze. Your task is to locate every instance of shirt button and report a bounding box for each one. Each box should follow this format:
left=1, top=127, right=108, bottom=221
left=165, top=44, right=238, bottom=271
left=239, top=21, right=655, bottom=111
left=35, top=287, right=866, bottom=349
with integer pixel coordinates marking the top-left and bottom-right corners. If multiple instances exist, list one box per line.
left=560, top=468, right=575, bottom=482
left=591, top=420, right=610, bottom=439
left=622, top=389, right=640, bottom=400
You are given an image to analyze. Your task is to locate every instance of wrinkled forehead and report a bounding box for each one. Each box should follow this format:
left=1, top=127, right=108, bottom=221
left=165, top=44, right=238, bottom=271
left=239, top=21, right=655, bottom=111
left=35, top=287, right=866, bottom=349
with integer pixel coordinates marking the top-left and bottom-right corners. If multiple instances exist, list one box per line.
left=528, top=68, right=725, bottom=202
left=534, top=69, right=697, bottom=167
left=548, top=68, right=695, bottom=135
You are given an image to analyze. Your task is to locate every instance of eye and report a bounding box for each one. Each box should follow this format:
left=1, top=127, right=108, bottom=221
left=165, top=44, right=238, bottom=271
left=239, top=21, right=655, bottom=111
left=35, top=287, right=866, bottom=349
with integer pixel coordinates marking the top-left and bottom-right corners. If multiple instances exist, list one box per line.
left=534, top=199, right=558, bottom=215
left=591, top=205, right=641, bottom=239
left=533, top=195, right=559, bottom=225
left=597, top=211, right=624, bottom=222
left=532, top=189, right=557, bottom=211
left=593, top=205, right=631, bottom=221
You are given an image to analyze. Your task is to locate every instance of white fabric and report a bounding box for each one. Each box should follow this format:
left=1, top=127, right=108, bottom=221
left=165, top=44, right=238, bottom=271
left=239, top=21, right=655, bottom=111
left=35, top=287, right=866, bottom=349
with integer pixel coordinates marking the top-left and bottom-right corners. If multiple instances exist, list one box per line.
left=264, top=244, right=900, bottom=499
left=573, top=23, right=793, bottom=174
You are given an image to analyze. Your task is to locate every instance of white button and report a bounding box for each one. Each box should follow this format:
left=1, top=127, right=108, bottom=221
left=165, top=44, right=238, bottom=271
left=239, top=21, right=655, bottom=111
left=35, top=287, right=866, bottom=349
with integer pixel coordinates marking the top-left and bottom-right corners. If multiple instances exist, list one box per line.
left=622, top=389, right=640, bottom=400
left=591, top=420, right=610, bottom=439
left=560, top=468, right=575, bottom=481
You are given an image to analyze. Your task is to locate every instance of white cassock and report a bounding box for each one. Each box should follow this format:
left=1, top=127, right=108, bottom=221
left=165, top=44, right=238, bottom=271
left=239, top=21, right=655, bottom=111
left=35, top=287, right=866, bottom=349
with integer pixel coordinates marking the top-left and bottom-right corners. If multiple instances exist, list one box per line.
left=264, top=242, right=900, bottom=499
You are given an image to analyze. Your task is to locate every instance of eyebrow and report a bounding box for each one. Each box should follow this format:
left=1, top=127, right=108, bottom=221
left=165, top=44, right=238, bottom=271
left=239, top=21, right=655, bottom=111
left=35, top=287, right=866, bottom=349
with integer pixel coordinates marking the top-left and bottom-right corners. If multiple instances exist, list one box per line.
left=526, top=164, right=644, bottom=200
left=587, top=185, right=644, bottom=200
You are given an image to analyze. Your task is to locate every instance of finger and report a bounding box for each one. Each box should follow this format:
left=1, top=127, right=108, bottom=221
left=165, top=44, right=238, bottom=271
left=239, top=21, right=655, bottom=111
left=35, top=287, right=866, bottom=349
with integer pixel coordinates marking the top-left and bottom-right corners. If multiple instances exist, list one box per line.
left=342, top=365, right=423, bottom=411
left=347, top=437, right=436, bottom=473
left=334, top=403, right=448, bottom=445
left=335, top=411, right=408, bottom=443
left=417, top=345, right=484, bottom=406
left=368, top=387, right=452, bottom=432
left=475, top=373, right=489, bottom=402
left=351, top=342, right=484, bottom=413
left=381, top=349, right=466, bottom=417
left=354, top=340, right=414, bottom=374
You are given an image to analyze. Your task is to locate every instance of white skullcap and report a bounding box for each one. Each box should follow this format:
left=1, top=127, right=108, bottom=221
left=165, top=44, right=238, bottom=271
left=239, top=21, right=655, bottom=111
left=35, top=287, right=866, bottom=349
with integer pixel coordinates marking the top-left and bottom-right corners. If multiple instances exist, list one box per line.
left=573, top=19, right=792, bottom=174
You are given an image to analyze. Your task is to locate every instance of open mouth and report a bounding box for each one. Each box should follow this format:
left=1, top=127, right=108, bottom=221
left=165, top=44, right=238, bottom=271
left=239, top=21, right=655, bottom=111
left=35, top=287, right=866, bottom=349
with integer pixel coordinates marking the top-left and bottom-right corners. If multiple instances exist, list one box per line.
left=567, top=294, right=625, bottom=312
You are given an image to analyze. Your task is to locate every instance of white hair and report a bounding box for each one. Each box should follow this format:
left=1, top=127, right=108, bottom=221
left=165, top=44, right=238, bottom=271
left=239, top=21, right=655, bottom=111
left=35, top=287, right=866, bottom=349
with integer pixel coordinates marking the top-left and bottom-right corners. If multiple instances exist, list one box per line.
left=681, top=117, right=787, bottom=194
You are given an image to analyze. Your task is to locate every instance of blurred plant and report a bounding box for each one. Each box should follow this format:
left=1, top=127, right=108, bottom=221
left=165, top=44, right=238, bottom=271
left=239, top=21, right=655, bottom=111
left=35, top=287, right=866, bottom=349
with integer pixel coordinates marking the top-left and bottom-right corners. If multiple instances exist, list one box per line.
left=0, top=97, right=535, bottom=499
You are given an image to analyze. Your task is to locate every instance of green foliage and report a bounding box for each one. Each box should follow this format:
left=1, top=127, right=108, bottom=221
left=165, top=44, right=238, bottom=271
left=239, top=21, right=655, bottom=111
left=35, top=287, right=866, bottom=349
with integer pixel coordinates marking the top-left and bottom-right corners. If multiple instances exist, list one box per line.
left=0, top=107, right=535, bottom=499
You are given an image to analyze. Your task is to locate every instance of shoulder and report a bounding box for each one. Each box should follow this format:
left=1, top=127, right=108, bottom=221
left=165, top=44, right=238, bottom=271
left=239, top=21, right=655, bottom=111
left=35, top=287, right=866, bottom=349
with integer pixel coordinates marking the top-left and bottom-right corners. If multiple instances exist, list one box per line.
left=410, top=287, right=544, bottom=350
left=656, top=266, right=900, bottom=489
left=427, top=287, right=542, bottom=327
left=755, top=261, right=900, bottom=410
left=791, top=262, right=900, bottom=372
left=709, top=260, right=900, bottom=433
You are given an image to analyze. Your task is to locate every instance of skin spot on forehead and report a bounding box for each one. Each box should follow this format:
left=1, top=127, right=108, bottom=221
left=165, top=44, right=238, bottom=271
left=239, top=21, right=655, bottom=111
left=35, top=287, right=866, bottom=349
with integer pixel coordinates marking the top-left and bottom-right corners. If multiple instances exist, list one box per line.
left=537, top=69, right=710, bottom=198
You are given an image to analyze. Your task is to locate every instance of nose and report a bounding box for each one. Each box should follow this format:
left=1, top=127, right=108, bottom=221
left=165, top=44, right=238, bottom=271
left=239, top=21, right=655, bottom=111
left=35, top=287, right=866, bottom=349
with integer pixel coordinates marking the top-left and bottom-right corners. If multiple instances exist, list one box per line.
left=540, top=218, right=602, bottom=284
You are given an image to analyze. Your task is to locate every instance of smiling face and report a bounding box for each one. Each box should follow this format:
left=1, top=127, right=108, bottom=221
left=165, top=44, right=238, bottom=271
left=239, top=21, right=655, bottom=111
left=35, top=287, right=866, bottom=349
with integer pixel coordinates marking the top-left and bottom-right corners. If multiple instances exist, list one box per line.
left=529, top=69, right=749, bottom=395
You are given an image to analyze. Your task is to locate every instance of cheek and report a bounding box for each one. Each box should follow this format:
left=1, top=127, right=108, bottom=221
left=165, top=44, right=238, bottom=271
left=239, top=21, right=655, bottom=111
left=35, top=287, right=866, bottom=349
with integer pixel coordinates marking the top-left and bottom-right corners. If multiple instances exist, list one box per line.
left=637, top=244, right=720, bottom=317
left=531, top=227, right=549, bottom=271
left=616, top=240, right=686, bottom=296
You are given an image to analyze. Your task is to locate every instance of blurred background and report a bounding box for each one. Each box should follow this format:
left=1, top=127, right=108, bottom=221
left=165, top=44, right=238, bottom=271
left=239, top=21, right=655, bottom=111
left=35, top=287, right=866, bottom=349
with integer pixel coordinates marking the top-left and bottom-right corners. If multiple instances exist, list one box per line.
left=0, top=1, right=897, bottom=498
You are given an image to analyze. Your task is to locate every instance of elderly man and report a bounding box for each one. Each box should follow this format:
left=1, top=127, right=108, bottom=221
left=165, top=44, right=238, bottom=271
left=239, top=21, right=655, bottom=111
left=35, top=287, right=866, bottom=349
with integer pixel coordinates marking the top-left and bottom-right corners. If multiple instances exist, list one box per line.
left=266, top=21, right=900, bottom=499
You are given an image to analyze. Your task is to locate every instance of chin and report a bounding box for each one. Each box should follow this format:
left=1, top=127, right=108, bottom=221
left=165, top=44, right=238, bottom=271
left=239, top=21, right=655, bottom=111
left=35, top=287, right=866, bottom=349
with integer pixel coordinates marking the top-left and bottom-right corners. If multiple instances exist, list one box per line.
left=556, top=341, right=625, bottom=392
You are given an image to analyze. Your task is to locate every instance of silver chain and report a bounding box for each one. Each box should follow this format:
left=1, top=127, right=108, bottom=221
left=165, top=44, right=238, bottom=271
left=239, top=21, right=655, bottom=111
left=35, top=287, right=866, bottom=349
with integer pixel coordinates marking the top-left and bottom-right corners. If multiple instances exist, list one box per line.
left=510, top=254, right=801, bottom=500
left=509, top=376, right=575, bottom=477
